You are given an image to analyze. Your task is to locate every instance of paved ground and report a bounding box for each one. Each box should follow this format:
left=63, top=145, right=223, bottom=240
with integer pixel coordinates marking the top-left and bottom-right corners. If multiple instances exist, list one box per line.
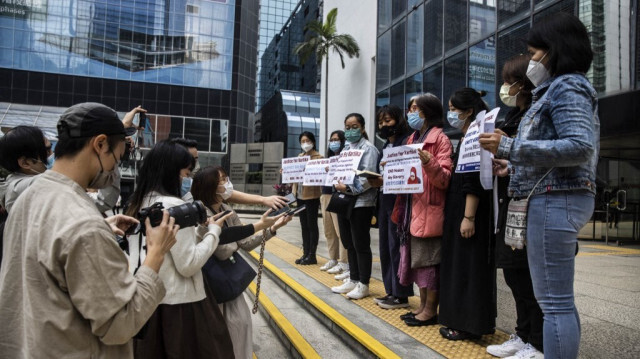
left=239, top=213, right=640, bottom=359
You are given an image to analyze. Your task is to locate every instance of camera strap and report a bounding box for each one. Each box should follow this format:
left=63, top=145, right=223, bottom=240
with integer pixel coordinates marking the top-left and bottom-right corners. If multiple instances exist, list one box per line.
left=135, top=232, right=144, bottom=274
left=251, top=229, right=268, bottom=314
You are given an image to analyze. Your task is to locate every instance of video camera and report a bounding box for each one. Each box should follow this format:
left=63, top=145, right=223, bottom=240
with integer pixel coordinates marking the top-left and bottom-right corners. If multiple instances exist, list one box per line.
left=127, top=200, right=208, bottom=236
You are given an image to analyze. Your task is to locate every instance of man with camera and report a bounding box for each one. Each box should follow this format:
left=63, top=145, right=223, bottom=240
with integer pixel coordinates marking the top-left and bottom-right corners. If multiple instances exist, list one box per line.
left=0, top=103, right=179, bottom=358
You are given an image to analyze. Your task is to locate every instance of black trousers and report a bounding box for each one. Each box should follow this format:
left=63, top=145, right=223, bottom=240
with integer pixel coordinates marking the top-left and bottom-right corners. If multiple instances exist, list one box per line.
left=297, top=198, right=320, bottom=257
left=338, top=207, right=374, bottom=285
left=503, top=267, right=544, bottom=352
left=379, top=193, right=413, bottom=298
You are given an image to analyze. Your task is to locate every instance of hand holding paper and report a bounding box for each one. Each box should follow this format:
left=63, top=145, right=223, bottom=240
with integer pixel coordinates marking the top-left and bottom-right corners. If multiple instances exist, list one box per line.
left=478, top=132, right=502, bottom=155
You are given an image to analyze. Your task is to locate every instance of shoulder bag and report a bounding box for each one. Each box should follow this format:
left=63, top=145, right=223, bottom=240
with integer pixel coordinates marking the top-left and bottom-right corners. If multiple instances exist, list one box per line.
left=203, top=252, right=257, bottom=303
left=326, top=191, right=357, bottom=219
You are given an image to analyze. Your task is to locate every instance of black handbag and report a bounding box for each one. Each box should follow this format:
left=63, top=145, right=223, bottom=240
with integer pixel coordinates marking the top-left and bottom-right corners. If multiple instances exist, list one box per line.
left=326, top=192, right=357, bottom=219
left=202, top=252, right=256, bottom=303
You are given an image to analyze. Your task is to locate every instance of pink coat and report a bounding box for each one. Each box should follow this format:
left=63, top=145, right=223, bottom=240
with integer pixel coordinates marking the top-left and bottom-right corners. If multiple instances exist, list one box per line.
left=408, top=127, right=452, bottom=238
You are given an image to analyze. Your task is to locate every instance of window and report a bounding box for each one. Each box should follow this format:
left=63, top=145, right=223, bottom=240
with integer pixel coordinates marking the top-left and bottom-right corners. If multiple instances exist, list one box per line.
left=470, top=0, right=497, bottom=43
left=378, top=0, right=392, bottom=33
left=406, top=5, right=424, bottom=74
left=443, top=51, right=467, bottom=106
left=444, top=0, right=467, bottom=52
left=376, top=30, right=391, bottom=90
left=424, top=0, right=444, bottom=64
left=498, top=0, right=530, bottom=27
left=423, top=63, right=443, bottom=100
left=392, top=0, right=407, bottom=20
left=405, top=72, right=422, bottom=105
left=390, top=81, right=405, bottom=109
left=185, top=118, right=211, bottom=152
left=469, top=36, right=496, bottom=108
left=391, top=21, right=406, bottom=80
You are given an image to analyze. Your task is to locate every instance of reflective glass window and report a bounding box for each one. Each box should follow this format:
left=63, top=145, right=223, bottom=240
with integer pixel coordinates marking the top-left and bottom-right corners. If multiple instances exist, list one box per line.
left=498, top=0, right=530, bottom=27
left=424, top=0, right=444, bottom=63
left=393, top=0, right=407, bottom=20
left=533, top=0, right=575, bottom=23
left=406, top=5, right=424, bottom=74
left=185, top=118, right=211, bottom=152
left=469, top=36, right=497, bottom=109
left=405, top=72, right=422, bottom=105
left=376, top=90, right=390, bottom=109
left=378, top=0, right=392, bottom=33
left=376, top=30, right=391, bottom=90
left=423, top=63, right=443, bottom=101
left=391, top=21, right=406, bottom=81
left=443, top=51, right=467, bottom=106
left=470, top=0, right=497, bottom=44
left=444, top=0, right=467, bottom=52
left=389, top=81, right=405, bottom=109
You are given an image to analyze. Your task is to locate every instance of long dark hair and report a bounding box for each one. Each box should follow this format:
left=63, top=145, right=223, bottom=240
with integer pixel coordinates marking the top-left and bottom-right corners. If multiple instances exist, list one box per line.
left=450, top=88, right=489, bottom=123
left=327, top=130, right=345, bottom=157
left=376, top=104, right=410, bottom=136
left=126, top=140, right=193, bottom=217
left=299, top=131, right=317, bottom=151
left=191, top=166, right=224, bottom=210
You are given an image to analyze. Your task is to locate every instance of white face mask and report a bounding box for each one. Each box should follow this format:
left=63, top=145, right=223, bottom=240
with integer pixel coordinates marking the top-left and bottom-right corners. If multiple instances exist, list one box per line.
left=526, top=52, right=550, bottom=87
left=301, top=142, right=313, bottom=153
left=220, top=180, right=233, bottom=200
left=499, top=82, right=519, bottom=107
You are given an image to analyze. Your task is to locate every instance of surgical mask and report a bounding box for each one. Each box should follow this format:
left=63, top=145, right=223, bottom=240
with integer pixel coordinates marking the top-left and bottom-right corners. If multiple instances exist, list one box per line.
left=407, top=112, right=424, bottom=131
left=180, top=177, right=192, bottom=197
left=499, top=82, right=519, bottom=107
left=221, top=180, right=233, bottom=200
left=447, top=111, right=466, bottom=129
left=328, top=140, right=341, bottom=152
left=378, top=125, right=397, bottom=139
left=46, top=154, right=54, bottom=169
left=88, top=151, right=118, bottom=189
left=344, top=129, right=362, bottom=143
left=301, top=142, right=313, bottom=153
left=526, top=53, right=550, bottom=87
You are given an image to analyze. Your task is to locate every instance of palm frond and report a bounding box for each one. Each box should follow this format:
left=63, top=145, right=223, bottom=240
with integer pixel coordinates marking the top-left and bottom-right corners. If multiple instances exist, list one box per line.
left=324, top=8, right=338, bottom=36
left=332, top=34, right=360, bottom=58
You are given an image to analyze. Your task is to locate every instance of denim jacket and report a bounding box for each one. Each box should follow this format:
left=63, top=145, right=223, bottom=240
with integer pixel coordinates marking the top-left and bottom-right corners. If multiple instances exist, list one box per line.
left=496, top=73, right=599, bottom=198
left=344, top=137, right=379, bottom=208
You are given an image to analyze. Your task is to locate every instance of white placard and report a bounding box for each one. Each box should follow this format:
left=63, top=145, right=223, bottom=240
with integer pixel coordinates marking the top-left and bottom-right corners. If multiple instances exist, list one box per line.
left=456, top=111, right=483, bottom=173
left=303, top=158, right=330, bottom=186
left=326, top=150, right=364, bottom=185
left=480, top=107, right=500, bottom=189
left=381, top=144, right=424, bottom=194
left=324, top=156, right=340, bottom=186
left=281, top=156, right=310, bottom=184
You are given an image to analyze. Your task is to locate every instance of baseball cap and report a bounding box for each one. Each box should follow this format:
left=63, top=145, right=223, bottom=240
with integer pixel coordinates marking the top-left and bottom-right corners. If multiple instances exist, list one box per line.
left=57, top=102, right=126, bottom=139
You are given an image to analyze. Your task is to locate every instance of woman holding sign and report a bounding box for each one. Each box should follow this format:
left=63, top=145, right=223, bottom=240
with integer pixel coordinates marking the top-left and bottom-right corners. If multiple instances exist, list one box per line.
left=330, top=113, right=379, bottom=300
left=394, top=93, right=452, bottom=327
left=293, top=131, right=323, bottom=265
left=439, top=88, right=496, bottom=341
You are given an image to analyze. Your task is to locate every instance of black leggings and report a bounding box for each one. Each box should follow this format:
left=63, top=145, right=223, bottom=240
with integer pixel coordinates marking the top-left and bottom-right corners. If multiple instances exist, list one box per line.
left=297, top=198, right=320, bottom=256
left=338, top=207, right=374, bottom=285
left=504, top=267, right=544, bottom=352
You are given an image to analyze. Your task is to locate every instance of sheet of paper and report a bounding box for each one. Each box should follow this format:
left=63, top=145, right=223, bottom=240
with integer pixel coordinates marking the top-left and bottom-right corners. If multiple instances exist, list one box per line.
left=281, top=156, right=310, bottom=184
left=381, top=144, right=424, bottom=194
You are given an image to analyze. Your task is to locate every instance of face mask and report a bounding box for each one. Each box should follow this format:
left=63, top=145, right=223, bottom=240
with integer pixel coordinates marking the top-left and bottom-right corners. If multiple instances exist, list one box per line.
left=28, top=158, right=47, bottom=174
left=88, top=151, right=119, bottom=189
left=499, top=82, right=519, bottom=107
left=46, top=154, right=54, bottom=169
left=328, top=140, right=341, bottom=152
left=447, top=111, right=466, bottom=129
left=378, top=125, right=398, bottom=139
left=344, top=129, right=362, bottom=143
left=180, top=177, right=192, bottom=197
left=407, top=112, right=424, bottom=131
left=526, top=52, right=550, bottom=87
left=221, top=180, right=233, bottom=200
left=301, top=142, right=313, bottom=153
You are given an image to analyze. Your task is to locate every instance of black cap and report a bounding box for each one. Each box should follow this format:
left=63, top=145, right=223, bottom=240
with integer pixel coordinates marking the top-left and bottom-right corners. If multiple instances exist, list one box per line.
left=57, top=103, right=126, bottom=139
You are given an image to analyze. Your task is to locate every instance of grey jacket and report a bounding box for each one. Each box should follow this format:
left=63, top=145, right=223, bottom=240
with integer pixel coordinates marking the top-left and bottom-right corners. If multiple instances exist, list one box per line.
left=344, top=137, right=379, bottom=208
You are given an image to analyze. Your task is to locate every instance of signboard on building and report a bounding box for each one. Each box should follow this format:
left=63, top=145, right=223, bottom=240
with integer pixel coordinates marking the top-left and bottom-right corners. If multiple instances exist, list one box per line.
left=247, top=143, right=264, bottom=164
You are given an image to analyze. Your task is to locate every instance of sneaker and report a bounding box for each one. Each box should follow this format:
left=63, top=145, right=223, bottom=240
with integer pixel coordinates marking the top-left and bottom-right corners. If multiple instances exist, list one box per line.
left=504, top=343, right=544, bottom=359
left=378, top=296, right=410, bottom=309
left=331, top=279, right=356, bottom=294
left=487, top=334, right=526, bottom=358
left=334, top=271, right=350, bottom=280
left=327, top=262, right=348, bottom=274
left=373, top=294, right=392, bottom=304
left=346, top=282, right=370, bottom=300
left=320, top=259, right=338, bottom=271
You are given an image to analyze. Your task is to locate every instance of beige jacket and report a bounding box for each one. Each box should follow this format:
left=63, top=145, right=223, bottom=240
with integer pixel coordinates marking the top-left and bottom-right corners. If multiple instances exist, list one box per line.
left=0, top=171, right=166, bottom=358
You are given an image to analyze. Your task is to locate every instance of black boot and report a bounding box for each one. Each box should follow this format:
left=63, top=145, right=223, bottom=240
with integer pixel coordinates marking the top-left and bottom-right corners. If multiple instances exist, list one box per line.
left=300, top=255, right=317, bottom=265
left=295, top=254, right=308, bottom=264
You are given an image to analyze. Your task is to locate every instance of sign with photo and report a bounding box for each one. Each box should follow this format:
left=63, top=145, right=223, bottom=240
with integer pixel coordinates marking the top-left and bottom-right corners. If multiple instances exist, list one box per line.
left=303, top=158, right=330, bottom=186
left=381, top=144, right=424, bottom=194
left=325, top=150, right=364, bottom=185
left=281, top=156, right=310, bottom=184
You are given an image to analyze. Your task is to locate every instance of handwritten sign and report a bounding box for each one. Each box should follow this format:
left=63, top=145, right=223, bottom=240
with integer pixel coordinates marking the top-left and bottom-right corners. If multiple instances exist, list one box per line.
left=326, top=150, right=364, bottom=185
left=381, top=144, right=424, bottom=194
left=303, top=158, right=330, bottom=186
left=281, top=156, right=310, bottom=183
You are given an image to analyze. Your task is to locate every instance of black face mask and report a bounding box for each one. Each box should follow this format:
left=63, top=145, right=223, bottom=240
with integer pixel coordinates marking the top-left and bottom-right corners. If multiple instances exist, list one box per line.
left=378, top=125, right=398, bottom=139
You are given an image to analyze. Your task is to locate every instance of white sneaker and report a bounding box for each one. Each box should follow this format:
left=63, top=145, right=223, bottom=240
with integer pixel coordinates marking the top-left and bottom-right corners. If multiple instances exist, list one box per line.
left=327, top=262, right=348, bottom=274
left=334, top=271, right=350, bottom=280
left=504, top=343, right=544, bottom=359
left=320, top=259, right=338, bottom=271
left=331, top=279, right=356, bottom=294
left=487, top=334, right=525, bottom=357
left=346, top=282, right=370, bottom=300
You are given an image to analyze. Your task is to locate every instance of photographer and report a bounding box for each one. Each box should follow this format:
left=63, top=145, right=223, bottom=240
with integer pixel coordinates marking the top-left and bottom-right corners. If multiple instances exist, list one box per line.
left=0, top=102, right=178, bottom=358
left=125, top=140, right=236, bottom=358
left=191, top=166, right=293, bottom=359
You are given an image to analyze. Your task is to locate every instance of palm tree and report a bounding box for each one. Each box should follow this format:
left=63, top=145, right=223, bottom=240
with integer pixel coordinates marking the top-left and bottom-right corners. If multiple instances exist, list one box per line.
left=293, top=8, right=360, bottom=152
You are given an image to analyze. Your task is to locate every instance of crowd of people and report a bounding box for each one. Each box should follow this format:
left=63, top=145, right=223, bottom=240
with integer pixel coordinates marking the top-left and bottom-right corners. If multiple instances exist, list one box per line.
left=0, top=12, right=598, bottom=359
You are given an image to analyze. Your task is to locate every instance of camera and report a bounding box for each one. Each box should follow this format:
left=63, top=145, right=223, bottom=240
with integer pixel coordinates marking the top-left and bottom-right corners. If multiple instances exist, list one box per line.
left=128, top=200, right=208, bottom=235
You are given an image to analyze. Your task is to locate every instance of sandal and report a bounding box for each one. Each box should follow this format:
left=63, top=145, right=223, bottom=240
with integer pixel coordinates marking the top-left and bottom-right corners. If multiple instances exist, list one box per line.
left=439, top=327, right=481, bottom=341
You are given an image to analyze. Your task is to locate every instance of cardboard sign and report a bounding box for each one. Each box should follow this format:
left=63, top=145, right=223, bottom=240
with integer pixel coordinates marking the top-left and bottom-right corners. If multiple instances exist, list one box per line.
left=303, top=158, right=330, bottom=186
left=381, top=144, right=424, bottom=194
left=326, top=150, right=364, bottom=185
left=281, top=156, right=310, bottom=184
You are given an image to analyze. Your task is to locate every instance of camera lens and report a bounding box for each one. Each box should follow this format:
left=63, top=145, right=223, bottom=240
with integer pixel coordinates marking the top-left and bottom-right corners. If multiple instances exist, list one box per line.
left=167, top=200, right=207, bottom=229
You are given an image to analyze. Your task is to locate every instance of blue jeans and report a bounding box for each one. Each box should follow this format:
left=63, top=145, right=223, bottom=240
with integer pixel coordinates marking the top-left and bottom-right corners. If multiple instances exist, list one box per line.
left=527, top=191, right=594, bottom=359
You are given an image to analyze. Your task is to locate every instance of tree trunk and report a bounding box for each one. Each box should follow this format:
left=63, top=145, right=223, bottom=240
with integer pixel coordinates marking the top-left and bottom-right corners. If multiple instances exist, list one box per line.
left=324, top=56, right=329, bottom=154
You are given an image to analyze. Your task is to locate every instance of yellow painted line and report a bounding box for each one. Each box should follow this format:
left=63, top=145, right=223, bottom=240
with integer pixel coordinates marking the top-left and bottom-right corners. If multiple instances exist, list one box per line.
left=248, top=282, right=320, bottom=359
left=249, top=250, right=401, bottom=359
left=252, top=353, right=257, bottom=359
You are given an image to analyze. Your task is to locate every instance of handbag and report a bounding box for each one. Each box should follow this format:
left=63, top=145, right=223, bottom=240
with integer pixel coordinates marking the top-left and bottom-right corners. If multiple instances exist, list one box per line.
left=326, top=192, right=357, bottom=218
left=202, top=252, right=257, bottom=303
left=505, top=168, right=554, bottom=249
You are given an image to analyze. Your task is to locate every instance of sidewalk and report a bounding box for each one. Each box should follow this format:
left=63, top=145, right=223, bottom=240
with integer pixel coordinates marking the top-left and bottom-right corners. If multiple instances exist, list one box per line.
left=240, top=213, right=640, bottom=358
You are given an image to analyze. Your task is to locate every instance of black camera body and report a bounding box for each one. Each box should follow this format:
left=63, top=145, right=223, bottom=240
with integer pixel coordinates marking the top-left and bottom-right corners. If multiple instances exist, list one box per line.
left=134, top=200, right=208, bottom=235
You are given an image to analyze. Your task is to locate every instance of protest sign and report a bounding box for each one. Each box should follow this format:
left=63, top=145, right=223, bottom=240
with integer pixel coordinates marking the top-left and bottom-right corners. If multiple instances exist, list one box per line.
left=480, top=107, right=500, bottom=189
left=281, top=156, right=310, bottom=184
left=325, top=150, right=364, bottom=185
left=381, top=144, right=424, bottom=194
left=303, top=158, right=330, bottom=186
left=324, top=156, right=340, bottom=186
left=456, top=111, right=484, bottom=173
